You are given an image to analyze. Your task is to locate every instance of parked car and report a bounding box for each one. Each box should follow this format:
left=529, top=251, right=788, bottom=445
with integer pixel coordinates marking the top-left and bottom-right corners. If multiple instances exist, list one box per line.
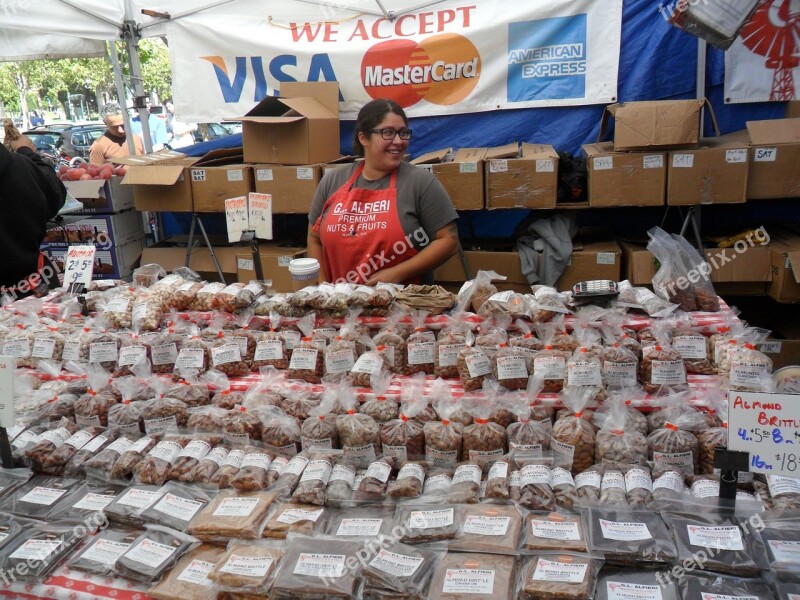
left=192, top=122, right=236, bottom=143
left=23, top=124, right=107, bottom=160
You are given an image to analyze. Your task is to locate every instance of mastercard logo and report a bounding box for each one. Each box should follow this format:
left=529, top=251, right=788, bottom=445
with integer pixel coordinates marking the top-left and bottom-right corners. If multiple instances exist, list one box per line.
left=361, top=33, right=481, bottom=107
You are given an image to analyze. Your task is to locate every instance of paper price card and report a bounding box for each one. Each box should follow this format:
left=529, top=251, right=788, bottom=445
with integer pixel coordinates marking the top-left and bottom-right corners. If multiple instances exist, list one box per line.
left=62, top=245, right=95, bottom=288
left=728, top=391, right=800, bottom=477
left=225, top=196, right=249, bottom=243
left=248, top=193, right=273, bottom=240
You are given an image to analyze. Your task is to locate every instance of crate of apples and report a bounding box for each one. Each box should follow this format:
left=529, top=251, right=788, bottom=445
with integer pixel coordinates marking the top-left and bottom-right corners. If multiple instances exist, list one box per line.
left=58, top=162, right=127, bottom=181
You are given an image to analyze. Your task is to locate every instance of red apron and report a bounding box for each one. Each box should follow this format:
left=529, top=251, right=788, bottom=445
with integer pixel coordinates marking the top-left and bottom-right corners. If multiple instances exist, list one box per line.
left=313, top=164, right=419, bottom=284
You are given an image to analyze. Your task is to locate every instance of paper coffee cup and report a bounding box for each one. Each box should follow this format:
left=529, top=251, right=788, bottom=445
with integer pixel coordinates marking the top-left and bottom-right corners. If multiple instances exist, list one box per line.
left=288, top=258, right=320, bottom=291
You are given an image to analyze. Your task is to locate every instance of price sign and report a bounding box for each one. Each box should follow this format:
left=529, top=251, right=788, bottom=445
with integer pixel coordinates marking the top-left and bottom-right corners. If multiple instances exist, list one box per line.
left=62, top=245, right=96, bottom=288
left=248, top=193, right=273, bottom=240
left=0, top=356, right=14, bottom=427
left=225, top=196, right=249, bottom=243
left=728, top=391, right=800, bottom=477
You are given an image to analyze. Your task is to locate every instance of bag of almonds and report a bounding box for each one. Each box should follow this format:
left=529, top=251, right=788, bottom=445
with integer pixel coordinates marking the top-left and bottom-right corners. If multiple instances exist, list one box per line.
left=324, top=316, right=359, bottom=378
left=287, top=314, right=324, bottom=384
left=594, top=398, right=648, bottom=466
left=706, top=309, right=741, bottom=370
left=721, top=328, right=774, bottom=393
left=173, top=325, right=210, bottom=375
left=506, top=379, right=550, bottom=454
left=74, top=366, right=118, bottom=428
left=474, top=315, right=509, bottom=360
left=456, top=269, right=505, bottom=313
left=424, top=394, right=463, bottom=467
left=533, top=322, right=570, bottom=393
left=301, top=392, right=339, bottom=451
left=359, top=369, right=399, bottom=424
left=251, top=311, right=289, bottom=371
left=462, top=391, right=508, bottom=471
left=457, top=330, right=492, bottom=392
left=509, top=319, right=543, bottom=372
left=593, top=387, right=648, bottom=437
left=646, top=402, right=706, bottom=477
left=372, top=310, right=408, bottom=374
left=639, top=324, right=687, bottom=394
left=670, top=318, right=713, bottom=376
left=107, top=376, right=144, bottom=436
left=434, top=314, right=467, bottom=379
left=382, top=391, right=428, bottom=464
left=429, top=377, right=470, bottom=426
left=205, top=315, right=250, bottom=379
left=336, top=384, right=382, bottom=468
left=348, top=338, right=390, bottom=388
left=493, top=340, right=530, bottom=391
left=529, top=285, right=571, bottom=323
left=261, top=409, right=302, bottom=457
left=405, top=310, right=435, bottom=375
left=551, top=386, right=596, bottom=475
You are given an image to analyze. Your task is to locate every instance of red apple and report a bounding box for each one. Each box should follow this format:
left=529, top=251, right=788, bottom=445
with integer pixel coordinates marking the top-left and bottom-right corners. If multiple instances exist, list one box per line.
left=58, top=165, right=69, bottom=176
left=67, top=169, right=83, bottom=181
left=79, top=173, right=92, bottom=180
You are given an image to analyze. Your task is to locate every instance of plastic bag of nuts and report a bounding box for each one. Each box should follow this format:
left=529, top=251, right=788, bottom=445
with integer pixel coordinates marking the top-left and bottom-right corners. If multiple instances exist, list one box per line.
left=382, top=390, right=427, bottom=464
left=187, top=282, right=225, bottom=312
left=434, top=315, right=467, bottom=379
left=74, top=367, right=118, bottom=428
left=359, top=369, right=399, bottom=424
left=212, top=282, right=259, bottom=312
left=131, top=292, right=163, bottom=334
left=108, top=434, right=160, bottom=481
left=230, top=445, right=275, bottom=491
left=107, top=377, right=144, bottom=435
left=424, top=393, right=463, bottom=467
left=387, top=460, right=427, bottom=499
left=640, top=335, right=687, bottom=395
left=224, top=405, right=265, bottom=446
left=287, top=314, right=324, bottom=384
left=646, top=405, right=705, bottom=476
left=483, top=455, right=514, bottom=502
left=594, top=398, right=648, bottom=466
left=149, top=322, right=183, bottom=375
left=207, top=323, right=250, bottom=379
left=349, top=340, right=391, bottom=388
left=493, top=341, right=530, bottom=391
left=671, top=321, right=714, bottom=376
left=533, top=323, right=569, bottom=393
left=529, top=286, right=571, bottom=324
left=509, top=319, right=543, bottom=371
left=325, top=459, right=357, bottom=505
left=507, top=379, right=550, bottom=454
left=457, top=331, right=492, bottom=392
left=373, top=310, right=408, bottom=374
left=462, top=391, right=508, bottom=470
left=518, top=553, right=600, bottom=600
left=173, top=326, right=210, bottom=375
left=405, top=310, right=435, bottom=375
left=100, top=288, right=136, bottom=330
left=516, top=454, right=556, bottom=511
left=251, top=311, right=290, bottom=370
left=133, top=435, right=190, bottom=486
left=261, top=409, right=302, bottom=457
left=623, top=464, right=653, bottom=507
left=336, top=387, right=382, bottom=468
left=723, top=329, right=774, bottom=393
left=552, top=387, right=597, bottom=475
left=209, top=447, right=246, bottom=489
left=141, top=389, right=189, bottom=435
left=301, top=392, right=339, bottom=451
left=291, top=452, right=335, bottom=505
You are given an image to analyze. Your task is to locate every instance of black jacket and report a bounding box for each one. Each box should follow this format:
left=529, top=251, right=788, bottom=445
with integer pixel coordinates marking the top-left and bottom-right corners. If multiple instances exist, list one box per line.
left=0, top=145, right=66, bottom=287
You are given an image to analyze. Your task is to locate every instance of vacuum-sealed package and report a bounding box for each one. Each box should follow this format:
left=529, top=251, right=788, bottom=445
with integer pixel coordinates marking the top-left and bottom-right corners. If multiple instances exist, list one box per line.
left=361, top=540, right=443, bottom=600
left=47, top=482, right=125, bottom=522
left=517, top=553, right=601, bottom=600
left=7, top=475, right=83, bottom=519
left=584, top=507, right=677, bottom=568
left=290, top=454, right=335, bottom=506
left=450, top=503, right=522, bottom=555
left=209, top=540, right=283, bottom=595
left=104, top=484, right=167, bottom=529
left=678, top=573, right=776, bottom=600
left=148, top=543, right=226, bottom=600
left=326, top=506, right=395, bottom=540
left=262, top=502, right=329, bottom=540
left=139, top=481, right=217, bottom=531
left=270, top=536, right=365, bottom=600
left=67, top=528, right=139, bottom=577
left=0, top=522, right=87, bottom=581
left=115, top=524, right=200, bottom=583
left=447, top=461, right=483, bottom=504
left=427, top=551, right=516, bottom=600
left=595, top=568, right=681, bottom=600
left=325, top=459, right=358, bottom=505
left=395, top=504, right=462, bottom=545
left=188, top=490, right=276, bottom=542
left=522, top=512, right=588, bottom=553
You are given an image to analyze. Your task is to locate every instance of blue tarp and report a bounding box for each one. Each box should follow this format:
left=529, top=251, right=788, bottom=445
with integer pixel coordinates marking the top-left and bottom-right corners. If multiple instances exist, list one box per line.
left=177, top=0, right=785, bottom=239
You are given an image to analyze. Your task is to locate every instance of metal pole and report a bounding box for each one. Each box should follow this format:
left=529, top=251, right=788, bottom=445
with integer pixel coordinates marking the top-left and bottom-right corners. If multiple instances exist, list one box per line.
left=122, top=20, right=152, bottom=154
left=107, top=41, right=136, bottom=156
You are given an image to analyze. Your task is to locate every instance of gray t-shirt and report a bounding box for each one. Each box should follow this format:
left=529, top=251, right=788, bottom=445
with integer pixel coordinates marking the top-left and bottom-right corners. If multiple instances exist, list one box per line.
left=309, top=161, right=458, bottom=253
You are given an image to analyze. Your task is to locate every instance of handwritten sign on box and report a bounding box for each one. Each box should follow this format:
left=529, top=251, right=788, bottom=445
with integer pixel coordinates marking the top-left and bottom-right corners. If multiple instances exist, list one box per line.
left=728, top=391, right=800, bottom=478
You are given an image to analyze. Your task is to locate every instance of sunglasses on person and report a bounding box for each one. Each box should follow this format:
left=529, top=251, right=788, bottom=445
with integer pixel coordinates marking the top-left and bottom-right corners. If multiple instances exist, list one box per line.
left=369, top=128, right=413, bottom=140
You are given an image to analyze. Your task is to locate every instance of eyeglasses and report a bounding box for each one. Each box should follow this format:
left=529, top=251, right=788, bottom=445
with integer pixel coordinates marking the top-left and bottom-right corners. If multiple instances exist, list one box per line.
left=369, top=128, right=412, bottom=140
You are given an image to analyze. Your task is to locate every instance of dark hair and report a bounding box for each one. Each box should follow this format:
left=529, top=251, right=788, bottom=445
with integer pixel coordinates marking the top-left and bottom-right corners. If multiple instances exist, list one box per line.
left=352, top=99, right=408, bottom=156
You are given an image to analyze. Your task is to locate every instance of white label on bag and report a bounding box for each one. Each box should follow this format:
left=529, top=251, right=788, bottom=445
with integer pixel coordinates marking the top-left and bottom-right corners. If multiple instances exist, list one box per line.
left=201, top=447, right=227, bottom=467
left=521, top=464, right=551, bottom=487
left=351, top=353, right=383, bottom=375
left=212, top=343, right=242, bottom=366
left=533, top=558, right=588, bottom=583
left=593, top=156, right=613, bottom=171
left=151, top=343, right=178, bottom=365
left=607, top=582, right=663, bottom=600
left=382, top=444, right=407, bottom=463
left=118, top=345, right=147, bottom=366
left=147, top=440, right=184, bottom=464
left=220, top=554, right=275, bottom=578
left=81, top=434, right=109, bottom=454
left=551, top=467, right=575, bottom=488
left=643, top=155, right=664, bottom=169
left=281, top=331, right=302, bottom=350
left=289, top=347, right=318, bottom=370
left=673, top=336, right=707, bottom=359
left=575, top=470, right=602, bottom=489
left=599, top=519, right=652, bottom=541
left=535, top=355, right=566, bottom=380
left=20, top=486, right=67, bottom=505
left=673, top=153, right=694, bottom=168
left=105, top=437, right=134, bottom=454
left=40, top=427, right=71, bottom=446
left=438, top=344, right=462, bottom=367
left=531, top=519, right=581, bottom=541
left=465, top=352, right=491, bottom=378
left=64, top=429, right=95, bottom=450
left=687, top=525, right=743, bottom=550
left=145, top=415, right=179, bottom=435
left=409, top=508, right=453, bottom=529
left=497, top=354, right=528, bottom=380
left=153, top=493, right=204, bottom=522
left=551, top=438, right=575, bottom=465
left=768, top=539, right=800, bottom=563
left=602, top=471, right=626, bottom=491
left=228, top=336, right=249, bottom=356
left=254, top=339, right=283, bottom=361
left=213, top=496, right=261, bottom=517
left=11, top=429, right=39, bottom=449
left=408, top=341, right=435, bottom=365
left=653, top=471, right=685, bottom=493
left=277, top=507, right=325, bottom=525
left=653, top=451, right=694, bottom=476
left=76, top=414, right=102, bottom=428
left=344, top=443, right=377, bottom=466
left=442, top=569, right=495, bottom=594
left=325, top=347, right=355, bottom=374
left=132, top=302, right=147, bottom=324
left=730, top=360, right=770, bottom=386
left=453, top=464, right=482, bottom=485
left=179, top=440, right=211, bottom=461
left=176, top=559, right=215, bottom=587
left=604, top=361, right=638, bottom=386
left=267, top=456, right=289, bottom=476
left=488, top=461, right=509, bottom=482
left=293, top=553, right=345, bottom=578
left=567, top=360, right=602, bottom=386
left=337, top=518, right=383, bottom=537
left=426, top=446, right=458, bottom=466
left=73, top=492, right=117, bottom=511
left=464, top=515, right=510, bottom=536
left=10, top=539, right=63, bottom=561
left=625, top=469, right=653, bottom=492
left=469, top=448, right=504, bottom=466
left=397, top=462, right=425, bottom=484
left=701, top=595, right=757, bottom=600
left=62, top=339, right=80, bottom=361
left=117, top=487, right=162, bottom=509
left=300, top=460, right=332, bottom=484
left=31, top=337, right=56, bottom=359
left=767, top=475, right=800, bottom=497
left=651, top=360, right=686, bottom=384
left=90, top=340, right=117, bottom=363
left=424, top=473, right=452, bottom=493
left=241, top=452, right=272, bottom=471
left=365, top=460, right=392, bottom=483
left=219, top=448, right=245, bottom=469
left=329, top=463, right=356, bottom=488
left=176, top=347, right=205, bottom=369
left=106, top=298, right=130, bottom=313
left=691, top=479, right=720, bottom=498
left=80, top=538, right=131, bottom=565
left=124, top=538, right=177, bottom=569
left=369, top=549, right=424, bottom=577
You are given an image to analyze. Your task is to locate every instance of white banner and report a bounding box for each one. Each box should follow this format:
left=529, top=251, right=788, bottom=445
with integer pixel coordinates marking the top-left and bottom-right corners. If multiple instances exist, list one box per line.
left=168, top=0, right=622, bottom=122
left=724, top=0, right=800, bottom=103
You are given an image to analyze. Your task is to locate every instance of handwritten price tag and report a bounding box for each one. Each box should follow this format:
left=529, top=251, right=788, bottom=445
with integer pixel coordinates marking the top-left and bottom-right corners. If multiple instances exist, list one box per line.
left=728, top=391, right=800, bottom=477
left=249, top=193, right=273, bottom=240
left=0, top=356, right=14, bottom=428
left=225, top=196, right=249, bottom=243
left=62, top=245, right=96, bottom=288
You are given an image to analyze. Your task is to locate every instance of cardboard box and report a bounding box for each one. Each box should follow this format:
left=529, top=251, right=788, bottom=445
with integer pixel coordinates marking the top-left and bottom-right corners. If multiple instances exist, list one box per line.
left=189, top=149, right=254, bottom=213
left=253, top=165, right=322, bottom=214
left=767, top=229, right=800, bottom=303
left=744, top=119, right=800, bottom=199
left=485, top=143, right=559, bottom=209
left=582, top=142, right=666, bottom=207
left=235, top=245, right=307, bottom=292
left=120, top=150, right=198, bottom=212
left=412, top=148, right=486, bottom=210
left=64, top=176, right=134, bottom=214
left=43, top=210, right=143, bottom=247
left=434, top=239, right=620, bottom=292
left=232, top=82, right=340, bottom=165
left=620, top=240, right=772, bottom=286
left=43, top=236, right=144, bottom=281
left=601, top=99, right=706, bottom=151
left=667, top=136, right=749, bottom=205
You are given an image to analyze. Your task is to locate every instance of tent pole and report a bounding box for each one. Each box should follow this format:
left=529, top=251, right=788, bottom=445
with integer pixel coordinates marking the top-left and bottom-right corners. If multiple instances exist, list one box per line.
left=107, top=41, right=137, bottom=157
left=121, top=19, right=153, bottom=154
